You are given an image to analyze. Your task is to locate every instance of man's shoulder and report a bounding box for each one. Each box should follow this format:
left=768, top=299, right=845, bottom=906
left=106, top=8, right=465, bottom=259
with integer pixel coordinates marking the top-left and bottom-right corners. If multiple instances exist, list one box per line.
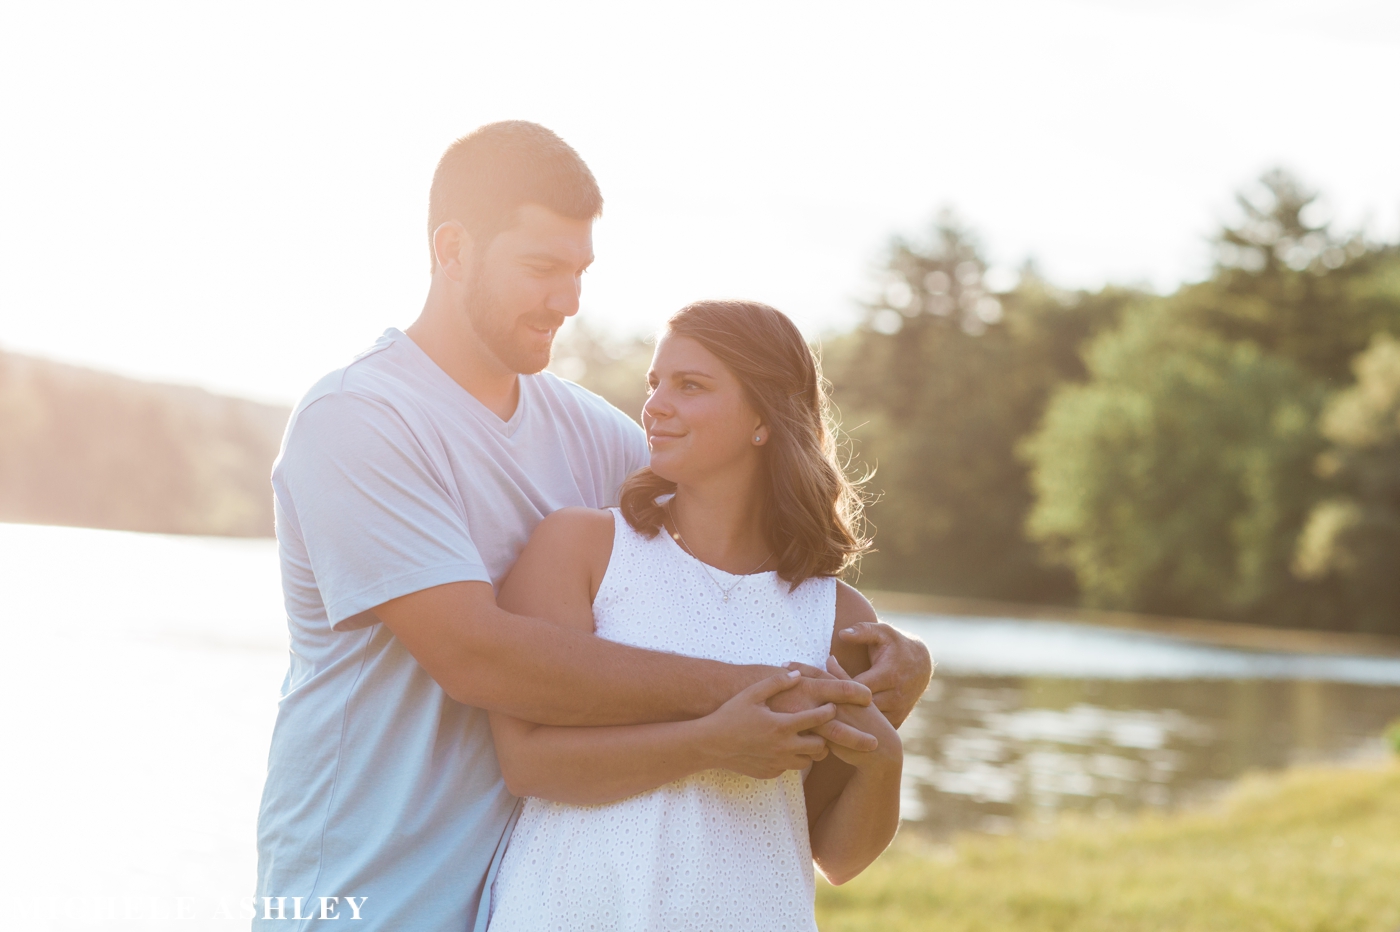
left=276, top=336, right=425, bottom=471
left=289, top=333, right=419, bottom=423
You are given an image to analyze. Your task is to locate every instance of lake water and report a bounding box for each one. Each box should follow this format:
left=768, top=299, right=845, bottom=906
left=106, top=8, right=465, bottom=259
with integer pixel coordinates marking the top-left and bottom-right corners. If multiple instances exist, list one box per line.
left=888, top=614, right=1400, bottom=838
left=4, top=522, right=1399, bottom=929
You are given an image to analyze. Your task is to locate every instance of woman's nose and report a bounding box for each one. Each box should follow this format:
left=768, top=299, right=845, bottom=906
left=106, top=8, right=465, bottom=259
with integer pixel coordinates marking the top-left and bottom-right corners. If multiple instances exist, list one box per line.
left=642, top=388, right=671, bottom=422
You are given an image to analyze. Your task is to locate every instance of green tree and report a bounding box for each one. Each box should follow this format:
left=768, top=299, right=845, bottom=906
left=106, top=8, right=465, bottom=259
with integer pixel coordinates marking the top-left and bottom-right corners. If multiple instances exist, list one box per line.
left=1022, top=170, right=1400, bottom=629
left=1023, top=305, right=1325, bottom=621
left=1173, top=169, right=1394, bottom=382
left=826, top=214, right=1130, bottom=601
left=1293, top=334, right=1400, bottom=633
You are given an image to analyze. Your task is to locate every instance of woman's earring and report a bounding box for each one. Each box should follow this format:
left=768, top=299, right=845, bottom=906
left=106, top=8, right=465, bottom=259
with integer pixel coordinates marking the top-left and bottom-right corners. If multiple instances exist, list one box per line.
left=754, top=435, right=762, bottom=443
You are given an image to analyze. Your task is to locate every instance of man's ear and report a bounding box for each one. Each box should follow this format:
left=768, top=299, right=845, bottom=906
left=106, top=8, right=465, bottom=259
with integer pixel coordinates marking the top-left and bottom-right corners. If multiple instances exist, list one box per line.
left=432, top=221, right=474, bottom=282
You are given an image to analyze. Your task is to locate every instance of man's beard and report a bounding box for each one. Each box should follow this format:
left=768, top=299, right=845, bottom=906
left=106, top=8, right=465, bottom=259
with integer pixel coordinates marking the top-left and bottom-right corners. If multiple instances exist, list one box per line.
left=463, top=281, right=563, bottom=376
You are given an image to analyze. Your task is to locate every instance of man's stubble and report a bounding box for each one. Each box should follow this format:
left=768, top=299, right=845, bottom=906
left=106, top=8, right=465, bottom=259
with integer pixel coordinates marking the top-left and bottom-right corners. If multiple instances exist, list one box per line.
left=463, top=267, right=562, bottom=377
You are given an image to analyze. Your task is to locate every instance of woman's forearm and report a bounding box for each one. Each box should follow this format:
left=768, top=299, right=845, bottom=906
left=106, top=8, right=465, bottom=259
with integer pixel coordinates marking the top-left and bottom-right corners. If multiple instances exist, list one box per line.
left=493, top=716, right=719, bottom=805
left=809, top=746, right=903, bottom=885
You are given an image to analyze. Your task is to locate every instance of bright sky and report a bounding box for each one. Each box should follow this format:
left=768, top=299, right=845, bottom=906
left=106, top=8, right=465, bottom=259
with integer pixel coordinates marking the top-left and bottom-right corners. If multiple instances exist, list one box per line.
left=2, top=0, right=1397, bottom=405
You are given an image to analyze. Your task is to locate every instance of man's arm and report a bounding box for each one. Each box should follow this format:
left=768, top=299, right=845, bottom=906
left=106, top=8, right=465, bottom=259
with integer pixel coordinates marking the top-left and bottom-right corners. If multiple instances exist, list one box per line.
left=373, top=509, right=876, bottom=732
left=780, top=583, right=934, bottom=728
left=836, top=595, right=933, bottom=727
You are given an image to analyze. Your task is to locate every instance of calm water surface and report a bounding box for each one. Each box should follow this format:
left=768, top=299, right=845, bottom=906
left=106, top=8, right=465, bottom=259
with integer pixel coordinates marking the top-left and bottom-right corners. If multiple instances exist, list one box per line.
left=892, top=614, right=1400, bottom=837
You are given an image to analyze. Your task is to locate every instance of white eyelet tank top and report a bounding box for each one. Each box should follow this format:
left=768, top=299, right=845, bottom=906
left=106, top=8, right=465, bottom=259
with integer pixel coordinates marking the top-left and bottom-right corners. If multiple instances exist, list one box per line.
left=486, top=508, right=836, bottom=932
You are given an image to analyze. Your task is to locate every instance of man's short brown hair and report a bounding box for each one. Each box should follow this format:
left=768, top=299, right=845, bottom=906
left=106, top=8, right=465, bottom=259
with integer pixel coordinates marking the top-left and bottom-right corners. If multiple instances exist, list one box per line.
left=427, top=121, right=603, bottom=273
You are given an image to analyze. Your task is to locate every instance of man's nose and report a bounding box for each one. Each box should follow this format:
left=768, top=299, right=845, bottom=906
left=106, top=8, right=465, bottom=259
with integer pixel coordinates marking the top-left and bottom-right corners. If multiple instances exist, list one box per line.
left=546, top=276, right=582, bottom=317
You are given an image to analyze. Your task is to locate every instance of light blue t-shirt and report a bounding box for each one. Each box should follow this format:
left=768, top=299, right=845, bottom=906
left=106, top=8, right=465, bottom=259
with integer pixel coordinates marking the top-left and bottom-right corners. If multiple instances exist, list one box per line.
left=255, top=328, right=648, bottom=931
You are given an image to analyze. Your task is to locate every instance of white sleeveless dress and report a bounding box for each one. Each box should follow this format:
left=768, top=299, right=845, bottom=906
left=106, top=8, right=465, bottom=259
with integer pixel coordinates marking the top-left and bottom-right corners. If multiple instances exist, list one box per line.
left=486, top=508, right=835, bottom=932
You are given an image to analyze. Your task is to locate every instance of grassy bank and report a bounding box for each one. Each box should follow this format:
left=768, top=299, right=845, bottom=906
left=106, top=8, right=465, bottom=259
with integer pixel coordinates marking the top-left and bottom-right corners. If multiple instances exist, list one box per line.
left=817, top=763, right=1400, bottom=932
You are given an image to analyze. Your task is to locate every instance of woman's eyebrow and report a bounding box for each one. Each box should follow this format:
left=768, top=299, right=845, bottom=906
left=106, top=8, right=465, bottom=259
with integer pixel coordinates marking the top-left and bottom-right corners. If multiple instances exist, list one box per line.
left=671, top=369, right=716, bottom=381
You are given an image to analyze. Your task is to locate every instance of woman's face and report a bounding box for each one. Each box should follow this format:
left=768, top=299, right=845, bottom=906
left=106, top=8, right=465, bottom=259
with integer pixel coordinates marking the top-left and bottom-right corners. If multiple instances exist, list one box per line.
left=642, top=333, right=765, bottom=486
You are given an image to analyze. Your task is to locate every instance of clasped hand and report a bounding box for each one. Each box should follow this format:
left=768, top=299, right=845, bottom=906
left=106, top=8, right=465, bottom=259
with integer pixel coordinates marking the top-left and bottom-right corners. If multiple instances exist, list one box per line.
left=697, top=666, right=876, bottom=780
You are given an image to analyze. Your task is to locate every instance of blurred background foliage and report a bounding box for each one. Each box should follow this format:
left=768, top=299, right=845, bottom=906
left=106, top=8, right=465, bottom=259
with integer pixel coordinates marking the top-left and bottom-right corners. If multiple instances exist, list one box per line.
left=0, top=353, right=286, bottom=536
left=558, top=170, right=1400, bottom=635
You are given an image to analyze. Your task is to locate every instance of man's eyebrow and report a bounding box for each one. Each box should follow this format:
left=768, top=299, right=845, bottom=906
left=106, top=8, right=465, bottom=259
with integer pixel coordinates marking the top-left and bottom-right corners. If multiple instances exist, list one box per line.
left=519, top=252, right=595, bottom=269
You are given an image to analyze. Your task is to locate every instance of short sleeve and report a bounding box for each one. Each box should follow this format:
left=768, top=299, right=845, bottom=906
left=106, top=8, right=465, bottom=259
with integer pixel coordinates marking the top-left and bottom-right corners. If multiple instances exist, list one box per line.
left=620, top=412, right=649, bottom=478
left=277, top=390, right=491, bottom=629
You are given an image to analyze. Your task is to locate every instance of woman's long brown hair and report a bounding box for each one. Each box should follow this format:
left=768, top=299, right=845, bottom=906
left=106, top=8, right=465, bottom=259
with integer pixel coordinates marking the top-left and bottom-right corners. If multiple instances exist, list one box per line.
left=619, top=300, right=870, bottom=588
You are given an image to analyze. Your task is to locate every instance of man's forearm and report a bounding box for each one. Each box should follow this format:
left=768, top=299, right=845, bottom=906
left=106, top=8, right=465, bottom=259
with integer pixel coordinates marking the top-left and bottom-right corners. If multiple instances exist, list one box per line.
left=460, top=612, right=768, bottom=726
left=375, top=581, right=767, bottom=726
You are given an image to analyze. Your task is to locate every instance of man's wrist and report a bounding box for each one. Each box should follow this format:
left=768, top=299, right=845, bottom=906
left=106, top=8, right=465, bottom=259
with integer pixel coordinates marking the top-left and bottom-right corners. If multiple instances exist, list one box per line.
left=673, top=662, right=767, bottom=720
left=701, top=663, right=773, bottom=716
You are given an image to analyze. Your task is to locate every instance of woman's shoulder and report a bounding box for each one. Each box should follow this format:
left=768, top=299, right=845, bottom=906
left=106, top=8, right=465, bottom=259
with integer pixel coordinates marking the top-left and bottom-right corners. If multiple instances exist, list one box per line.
left=537, top=505, right=615, bottom=530
left=834, top=579, right=877, bottom=626
left=529, top=507, right=617, bottom=552
left=503, top=508, right=617, bottom=611
left=829, top=580, right=877, bottom=677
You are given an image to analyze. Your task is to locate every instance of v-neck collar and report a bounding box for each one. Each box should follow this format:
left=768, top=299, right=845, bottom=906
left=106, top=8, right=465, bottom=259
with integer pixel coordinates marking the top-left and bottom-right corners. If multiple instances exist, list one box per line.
left=388, top=328, right=528, bottom=438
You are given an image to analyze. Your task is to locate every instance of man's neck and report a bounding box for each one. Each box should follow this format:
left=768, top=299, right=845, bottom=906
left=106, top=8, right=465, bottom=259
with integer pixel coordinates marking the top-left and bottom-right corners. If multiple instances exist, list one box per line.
left=407, top=284, right=520, bottom=421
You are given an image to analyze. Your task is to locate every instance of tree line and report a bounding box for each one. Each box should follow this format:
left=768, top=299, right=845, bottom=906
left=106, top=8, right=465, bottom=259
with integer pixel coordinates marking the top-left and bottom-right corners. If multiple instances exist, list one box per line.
left=0, top=351, right=287, bottom=536
left=562, top=171, right=1400, bottom=635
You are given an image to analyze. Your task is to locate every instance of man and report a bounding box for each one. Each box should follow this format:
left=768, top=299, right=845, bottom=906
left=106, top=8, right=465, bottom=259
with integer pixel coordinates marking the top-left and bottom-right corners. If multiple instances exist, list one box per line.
left=255, top=121, right=931, bottom=931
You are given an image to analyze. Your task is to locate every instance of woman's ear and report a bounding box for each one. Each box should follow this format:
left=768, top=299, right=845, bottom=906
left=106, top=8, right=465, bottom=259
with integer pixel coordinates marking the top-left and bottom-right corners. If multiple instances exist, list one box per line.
left=752, top=425, right=768, bottom=445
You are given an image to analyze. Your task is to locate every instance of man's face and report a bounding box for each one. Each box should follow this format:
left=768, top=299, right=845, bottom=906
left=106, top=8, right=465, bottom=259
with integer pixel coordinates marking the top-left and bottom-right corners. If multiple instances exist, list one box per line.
left=461, top=204, right=594, bottom=375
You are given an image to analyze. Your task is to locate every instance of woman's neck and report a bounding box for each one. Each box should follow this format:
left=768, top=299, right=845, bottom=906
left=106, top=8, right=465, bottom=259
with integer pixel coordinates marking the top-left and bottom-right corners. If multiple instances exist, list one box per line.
left=666, top=477, right=770, bottom=575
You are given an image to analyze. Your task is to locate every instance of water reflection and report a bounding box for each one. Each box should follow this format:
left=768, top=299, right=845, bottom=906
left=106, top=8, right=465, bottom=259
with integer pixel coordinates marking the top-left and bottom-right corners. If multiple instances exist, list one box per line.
left=900, top=676, right=1400, bottom=837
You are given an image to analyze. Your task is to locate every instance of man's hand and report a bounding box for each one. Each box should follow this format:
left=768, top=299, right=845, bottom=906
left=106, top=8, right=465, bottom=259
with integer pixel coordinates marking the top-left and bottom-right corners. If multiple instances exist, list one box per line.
left=837, top=623, right=933, bottom=727
left=767, top=672, right=879, bottom=753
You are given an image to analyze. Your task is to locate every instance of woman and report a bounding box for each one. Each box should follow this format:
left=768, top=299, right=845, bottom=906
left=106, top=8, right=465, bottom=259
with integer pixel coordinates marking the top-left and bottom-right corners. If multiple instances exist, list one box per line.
left=486, top=300, right=904, bottom=931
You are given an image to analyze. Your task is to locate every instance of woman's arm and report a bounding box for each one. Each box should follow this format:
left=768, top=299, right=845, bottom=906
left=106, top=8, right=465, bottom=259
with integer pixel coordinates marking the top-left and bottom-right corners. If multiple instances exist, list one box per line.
left=487, top=509, right=837, bottom=805
left=803, top=582, right=905, bottom=885
left=493, top=670, right=837, bottom=804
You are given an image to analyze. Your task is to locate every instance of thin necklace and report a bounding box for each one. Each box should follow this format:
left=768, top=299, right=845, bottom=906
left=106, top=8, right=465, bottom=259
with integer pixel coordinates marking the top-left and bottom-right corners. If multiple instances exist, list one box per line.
left=665, top=502, right=773, bottom=603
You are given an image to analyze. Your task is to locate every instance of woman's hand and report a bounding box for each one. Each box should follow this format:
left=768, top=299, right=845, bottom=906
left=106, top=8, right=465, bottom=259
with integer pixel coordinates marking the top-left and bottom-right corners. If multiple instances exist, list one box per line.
left=698, top=670, right=837, bottom=779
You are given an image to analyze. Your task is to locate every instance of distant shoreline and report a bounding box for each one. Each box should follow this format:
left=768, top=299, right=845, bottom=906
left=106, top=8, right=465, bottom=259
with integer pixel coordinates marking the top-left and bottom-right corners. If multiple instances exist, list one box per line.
left=862, top=589, right=1400, bottom=659
left=7, top=517, right=1396, bottom=658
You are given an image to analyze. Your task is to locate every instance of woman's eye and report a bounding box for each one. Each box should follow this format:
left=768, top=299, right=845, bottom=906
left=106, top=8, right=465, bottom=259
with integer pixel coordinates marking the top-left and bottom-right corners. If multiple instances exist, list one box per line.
left=682, top=381, right=700, bottom=391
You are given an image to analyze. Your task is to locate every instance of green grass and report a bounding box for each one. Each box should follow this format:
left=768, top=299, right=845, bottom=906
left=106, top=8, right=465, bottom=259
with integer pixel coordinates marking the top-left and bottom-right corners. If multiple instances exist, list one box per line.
left=1386, top=719, right=1400, bottom=756
left=817, top=763, right=1400, bottom=932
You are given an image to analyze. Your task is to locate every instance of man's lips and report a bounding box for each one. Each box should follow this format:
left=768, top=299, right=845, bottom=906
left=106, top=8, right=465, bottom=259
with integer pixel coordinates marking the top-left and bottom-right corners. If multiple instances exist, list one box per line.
left=523, top=314, right=565, bottom=336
